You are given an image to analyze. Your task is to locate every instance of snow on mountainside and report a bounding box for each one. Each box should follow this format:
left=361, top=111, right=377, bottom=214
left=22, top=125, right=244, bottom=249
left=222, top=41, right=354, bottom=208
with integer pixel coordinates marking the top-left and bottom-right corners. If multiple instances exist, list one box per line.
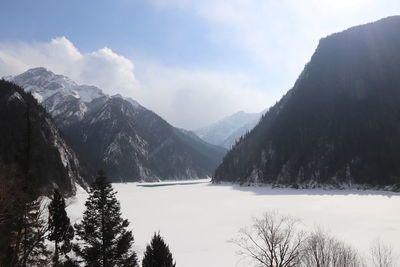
left=5, top=68, right=105, bottom=126
left=195, top=111, right=262, bottom=148
left=5, top=67, right=104, bottom=103
left=6, top=67, right=226, bottom=182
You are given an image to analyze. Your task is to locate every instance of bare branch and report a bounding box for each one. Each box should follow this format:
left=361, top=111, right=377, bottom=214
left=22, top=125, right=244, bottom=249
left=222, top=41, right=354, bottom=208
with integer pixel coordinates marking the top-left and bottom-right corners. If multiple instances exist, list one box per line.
left=370, top=239, right=398, bottom=267
left=231, top=211, right=306, bottom=267
left=300, top=228, right=365, bottom=267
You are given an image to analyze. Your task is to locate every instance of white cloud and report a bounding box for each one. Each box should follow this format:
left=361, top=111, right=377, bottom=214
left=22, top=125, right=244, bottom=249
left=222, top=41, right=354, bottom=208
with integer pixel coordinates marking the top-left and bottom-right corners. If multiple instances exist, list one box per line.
left=151, top=0, right=400, bottom=93
left=0, top=37, right=139, bottom=97
left=135, top=63, right=275, bottom=129
left=0, top=37, right=273, bottom=129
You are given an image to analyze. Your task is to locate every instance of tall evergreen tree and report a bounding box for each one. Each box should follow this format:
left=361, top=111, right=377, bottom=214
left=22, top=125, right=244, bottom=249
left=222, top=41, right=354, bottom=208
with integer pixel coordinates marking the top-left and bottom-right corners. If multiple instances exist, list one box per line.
left=142, top=232, right=176, bottom=267
left=48, top=189, right=74, bottom=266
left=74, top=171, right=138, bottom=267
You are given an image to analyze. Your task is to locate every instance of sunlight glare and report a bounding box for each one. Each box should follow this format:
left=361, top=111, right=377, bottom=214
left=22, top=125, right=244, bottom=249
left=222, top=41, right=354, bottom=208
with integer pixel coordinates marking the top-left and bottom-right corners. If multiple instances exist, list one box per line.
left=327, top=0, right=364, bottom=9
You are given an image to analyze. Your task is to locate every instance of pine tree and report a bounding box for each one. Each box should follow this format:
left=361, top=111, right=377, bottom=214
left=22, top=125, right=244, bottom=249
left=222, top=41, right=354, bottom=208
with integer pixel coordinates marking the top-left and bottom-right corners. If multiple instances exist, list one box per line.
left=142, top=232, right=176, bottom=267
left=74, top=171, right=138, bottom=267
left=48, top=189, right=74, bottom=266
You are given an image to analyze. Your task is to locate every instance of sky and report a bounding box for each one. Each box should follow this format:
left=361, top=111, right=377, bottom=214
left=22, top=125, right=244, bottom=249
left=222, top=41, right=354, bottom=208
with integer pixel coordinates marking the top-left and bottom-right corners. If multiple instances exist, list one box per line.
left=0, top=0, right=399, bottom=129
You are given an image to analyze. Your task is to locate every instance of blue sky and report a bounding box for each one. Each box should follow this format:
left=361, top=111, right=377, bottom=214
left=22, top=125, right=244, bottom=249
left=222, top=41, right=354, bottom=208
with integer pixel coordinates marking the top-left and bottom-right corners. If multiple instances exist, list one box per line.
left=1, top=0, right=400, bottom=129
left=0, top=0, right=243, bottom=69
left=1, top=1, right=203, bottom=59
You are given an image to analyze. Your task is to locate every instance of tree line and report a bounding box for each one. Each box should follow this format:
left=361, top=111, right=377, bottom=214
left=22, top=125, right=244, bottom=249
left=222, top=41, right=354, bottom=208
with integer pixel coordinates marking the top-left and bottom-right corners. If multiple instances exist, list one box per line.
left=0, top=169, right=176, bottom=267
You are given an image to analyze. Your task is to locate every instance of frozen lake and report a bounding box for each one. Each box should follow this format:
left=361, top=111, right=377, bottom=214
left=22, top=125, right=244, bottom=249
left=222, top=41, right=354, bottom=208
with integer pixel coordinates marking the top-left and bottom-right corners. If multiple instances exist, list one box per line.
left=67, top=179, right=400, bottom=266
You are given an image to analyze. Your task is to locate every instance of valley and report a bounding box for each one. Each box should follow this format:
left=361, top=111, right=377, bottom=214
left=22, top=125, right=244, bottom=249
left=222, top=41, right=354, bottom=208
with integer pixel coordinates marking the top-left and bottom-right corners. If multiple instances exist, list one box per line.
left=1, top=3, right=400, bottom=266
left=67, top=180, right=400, bottom=267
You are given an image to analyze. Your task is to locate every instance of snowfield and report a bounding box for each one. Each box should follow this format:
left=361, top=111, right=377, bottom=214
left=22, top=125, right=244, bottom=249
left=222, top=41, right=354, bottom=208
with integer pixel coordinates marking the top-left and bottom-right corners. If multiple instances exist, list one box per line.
left=67, top=179, right=400, bottom=267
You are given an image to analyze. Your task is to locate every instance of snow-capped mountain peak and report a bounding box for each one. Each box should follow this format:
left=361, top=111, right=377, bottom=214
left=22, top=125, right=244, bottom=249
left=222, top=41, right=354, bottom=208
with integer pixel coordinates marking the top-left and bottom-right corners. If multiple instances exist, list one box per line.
left=3, top=68, right=112, bottom=127
left=8, top=67, right=77, bottom=102
left=5, top=67, right=106, bottom=104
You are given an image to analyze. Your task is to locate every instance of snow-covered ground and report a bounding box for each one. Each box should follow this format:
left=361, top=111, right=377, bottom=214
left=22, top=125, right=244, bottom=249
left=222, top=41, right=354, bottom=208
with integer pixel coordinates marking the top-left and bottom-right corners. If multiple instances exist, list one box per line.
left=67, top=179, right=400, bottom=266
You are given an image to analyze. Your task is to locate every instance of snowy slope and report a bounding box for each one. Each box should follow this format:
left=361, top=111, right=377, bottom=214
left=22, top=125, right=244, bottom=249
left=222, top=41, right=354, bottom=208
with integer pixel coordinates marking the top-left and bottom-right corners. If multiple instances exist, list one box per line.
left=5, top=67, right=104, bottom=104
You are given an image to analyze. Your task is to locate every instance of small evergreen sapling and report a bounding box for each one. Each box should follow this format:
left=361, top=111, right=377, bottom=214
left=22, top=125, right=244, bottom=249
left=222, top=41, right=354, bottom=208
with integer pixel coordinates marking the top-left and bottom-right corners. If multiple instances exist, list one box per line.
left=142, top=232, right=176, bottom=267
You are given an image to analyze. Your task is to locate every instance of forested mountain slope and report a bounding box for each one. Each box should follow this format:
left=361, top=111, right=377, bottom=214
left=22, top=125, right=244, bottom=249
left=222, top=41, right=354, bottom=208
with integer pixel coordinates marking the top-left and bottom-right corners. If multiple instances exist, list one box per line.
left=0, top=80, right=89, bottom=194
left=214, top=16, right=400, bottom=190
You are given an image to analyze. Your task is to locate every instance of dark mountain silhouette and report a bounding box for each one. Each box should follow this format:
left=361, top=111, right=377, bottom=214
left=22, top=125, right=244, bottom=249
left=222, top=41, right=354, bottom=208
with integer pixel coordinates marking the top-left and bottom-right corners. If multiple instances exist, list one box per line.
left=0, top=80, right=90, bottom=194
left=214, top=16, right=400, bottom=190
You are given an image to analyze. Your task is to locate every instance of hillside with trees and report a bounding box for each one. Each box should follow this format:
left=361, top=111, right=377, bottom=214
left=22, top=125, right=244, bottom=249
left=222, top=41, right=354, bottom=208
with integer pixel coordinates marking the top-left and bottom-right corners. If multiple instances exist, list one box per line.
left=214, top=16, right=400, bottom=190
left=0, top=80, right=90, bottom=194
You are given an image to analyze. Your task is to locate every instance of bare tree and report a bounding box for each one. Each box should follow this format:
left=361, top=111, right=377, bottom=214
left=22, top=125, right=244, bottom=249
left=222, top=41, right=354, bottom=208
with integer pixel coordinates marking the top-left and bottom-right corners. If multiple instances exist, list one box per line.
left=301, top=229, right=366, bottom=267
left=370, top=239, right=397, bottom=267
left=231, top=211, right=306, bottom=267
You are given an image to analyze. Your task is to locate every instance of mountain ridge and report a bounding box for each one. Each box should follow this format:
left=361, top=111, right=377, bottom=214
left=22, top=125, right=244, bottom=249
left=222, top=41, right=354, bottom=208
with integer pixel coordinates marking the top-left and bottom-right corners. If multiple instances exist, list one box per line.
left=7, top=68, right=226, bottom=182
left=213, top=16, right=400, bottom=191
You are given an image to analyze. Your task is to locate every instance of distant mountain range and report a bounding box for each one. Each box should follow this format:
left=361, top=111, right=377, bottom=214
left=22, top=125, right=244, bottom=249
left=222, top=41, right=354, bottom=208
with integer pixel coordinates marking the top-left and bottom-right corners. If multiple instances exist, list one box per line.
left=195, top=111, right=262, bottom=149
left=214, top=16, right=400, bottom=190
left=0, top=80, right=90, bottom=194
left=5, top=68, right=226, bottom=182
